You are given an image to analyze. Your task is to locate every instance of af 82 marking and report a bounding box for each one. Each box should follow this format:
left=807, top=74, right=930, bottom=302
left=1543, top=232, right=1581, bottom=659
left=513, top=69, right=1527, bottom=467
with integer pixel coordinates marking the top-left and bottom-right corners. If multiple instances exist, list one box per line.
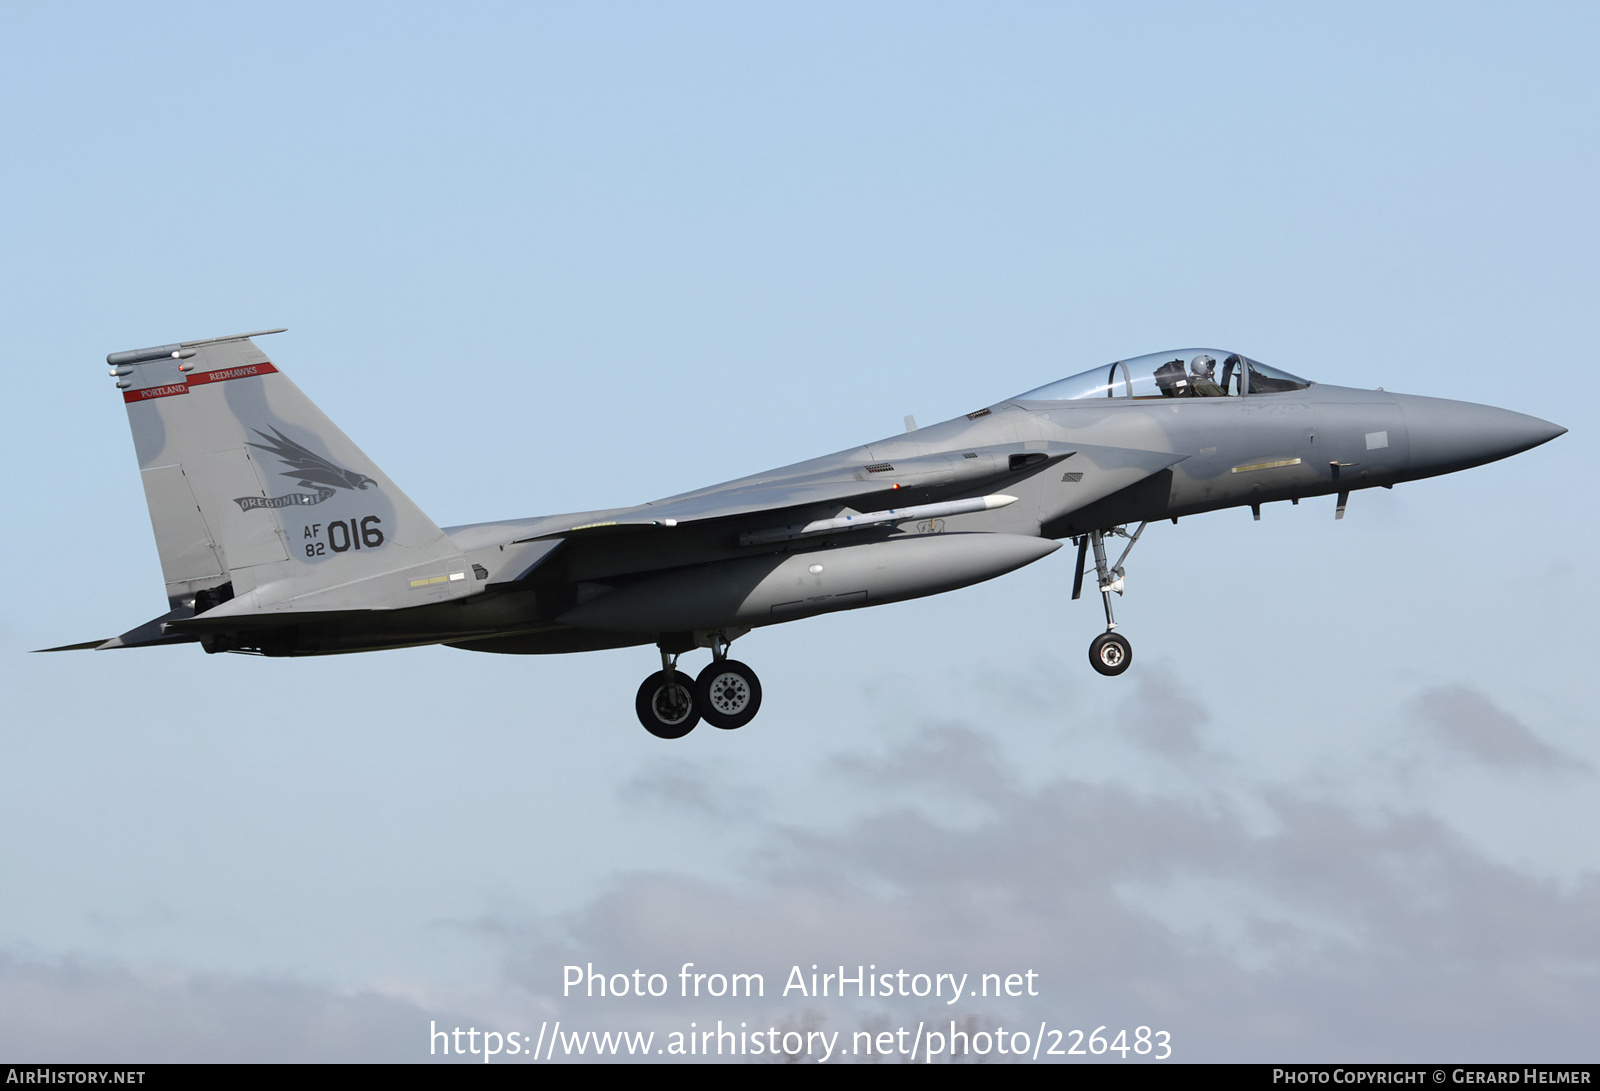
left=302, top=516, right=385, bottom=557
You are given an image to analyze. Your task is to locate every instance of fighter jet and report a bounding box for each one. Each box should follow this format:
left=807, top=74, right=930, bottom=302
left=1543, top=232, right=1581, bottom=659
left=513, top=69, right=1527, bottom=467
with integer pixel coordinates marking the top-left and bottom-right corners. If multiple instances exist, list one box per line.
left=45, top=330, right=1564, bottom=738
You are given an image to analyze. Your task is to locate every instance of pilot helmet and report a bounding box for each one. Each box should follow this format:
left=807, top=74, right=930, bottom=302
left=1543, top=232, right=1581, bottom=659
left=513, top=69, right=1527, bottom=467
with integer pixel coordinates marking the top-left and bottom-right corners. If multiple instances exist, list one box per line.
left=1190, top=354, right=1216, bottom=378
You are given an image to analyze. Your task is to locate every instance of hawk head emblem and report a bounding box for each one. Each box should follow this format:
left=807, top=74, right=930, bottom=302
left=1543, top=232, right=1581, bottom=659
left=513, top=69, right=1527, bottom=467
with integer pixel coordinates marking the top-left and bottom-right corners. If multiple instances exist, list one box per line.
left=247, top=427, right=376, bottom=492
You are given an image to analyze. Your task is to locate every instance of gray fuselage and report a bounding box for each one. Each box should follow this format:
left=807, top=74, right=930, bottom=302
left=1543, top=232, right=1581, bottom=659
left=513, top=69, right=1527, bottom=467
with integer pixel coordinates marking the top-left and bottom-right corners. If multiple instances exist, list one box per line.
left=345, top=380, right=1554, bottom=660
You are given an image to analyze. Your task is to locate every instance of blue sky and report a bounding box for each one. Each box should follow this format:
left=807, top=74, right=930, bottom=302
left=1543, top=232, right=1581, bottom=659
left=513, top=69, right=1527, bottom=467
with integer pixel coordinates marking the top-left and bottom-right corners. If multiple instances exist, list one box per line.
left=1, top=1, right=1596, bottom=1062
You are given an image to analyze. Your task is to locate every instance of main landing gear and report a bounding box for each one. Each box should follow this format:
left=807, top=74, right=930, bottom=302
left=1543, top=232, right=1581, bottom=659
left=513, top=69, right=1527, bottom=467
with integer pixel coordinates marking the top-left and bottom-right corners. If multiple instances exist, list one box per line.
left=1072, top=522, right=1147, bottom=677
left=635, top=665, right=698, bottom=739
left=635, top=630, right=763, bottom=738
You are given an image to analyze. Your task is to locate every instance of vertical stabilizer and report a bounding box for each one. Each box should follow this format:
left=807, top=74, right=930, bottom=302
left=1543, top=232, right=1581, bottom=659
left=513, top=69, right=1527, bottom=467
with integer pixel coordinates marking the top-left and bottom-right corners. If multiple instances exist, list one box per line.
left=112, top=331, right=474, bottom=616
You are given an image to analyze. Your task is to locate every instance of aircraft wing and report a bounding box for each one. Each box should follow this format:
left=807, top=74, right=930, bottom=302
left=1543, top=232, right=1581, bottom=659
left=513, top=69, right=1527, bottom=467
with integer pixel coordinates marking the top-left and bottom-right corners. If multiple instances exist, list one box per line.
left=508, top=442, right=1080, bottom=540
left=508, top=440, right=1185, bottom=543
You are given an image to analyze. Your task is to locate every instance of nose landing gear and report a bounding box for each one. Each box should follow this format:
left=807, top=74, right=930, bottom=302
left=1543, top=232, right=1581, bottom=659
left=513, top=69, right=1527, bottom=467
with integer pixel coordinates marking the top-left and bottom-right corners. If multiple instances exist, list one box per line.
left=634, top=630, right=762, bottom=738
left=1073, top=522, right=1146, bottom=677
left=1088, top=631, right=1132, bottom=675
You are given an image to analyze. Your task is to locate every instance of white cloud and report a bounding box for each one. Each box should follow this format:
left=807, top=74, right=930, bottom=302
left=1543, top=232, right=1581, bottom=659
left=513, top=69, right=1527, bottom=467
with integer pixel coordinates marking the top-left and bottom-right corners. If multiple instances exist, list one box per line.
left=9, top=685, right=1596, bottom=1063
left=0, top=954, right=471, bottom=1063
left=494, top=693, right=1600, bottom=1062
left=1416, top=686, right=1584, bottom=770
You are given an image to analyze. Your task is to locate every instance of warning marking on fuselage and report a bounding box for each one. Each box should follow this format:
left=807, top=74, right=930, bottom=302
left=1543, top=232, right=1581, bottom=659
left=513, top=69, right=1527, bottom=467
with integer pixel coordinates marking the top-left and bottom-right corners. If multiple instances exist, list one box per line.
left=1231, top=457, right=1303, bottom=474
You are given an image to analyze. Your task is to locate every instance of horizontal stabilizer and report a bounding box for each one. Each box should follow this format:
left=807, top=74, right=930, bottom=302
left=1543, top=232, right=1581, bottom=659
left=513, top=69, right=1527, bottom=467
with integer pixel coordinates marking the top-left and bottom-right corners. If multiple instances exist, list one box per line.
left=33, top=607, right=203, bottom=651
left=166, top=607, right=355, bottom=634
left=97, top=607, right=202, bottom=649
left=33, top=639, right=111, bottom=652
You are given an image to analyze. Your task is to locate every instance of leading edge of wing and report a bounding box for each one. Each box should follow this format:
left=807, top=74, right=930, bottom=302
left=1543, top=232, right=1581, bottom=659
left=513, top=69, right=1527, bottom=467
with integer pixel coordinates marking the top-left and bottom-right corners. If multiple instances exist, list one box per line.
left=509, top=442, right=1070, bottom=541
left=510, top=441, right=1186, bottom=543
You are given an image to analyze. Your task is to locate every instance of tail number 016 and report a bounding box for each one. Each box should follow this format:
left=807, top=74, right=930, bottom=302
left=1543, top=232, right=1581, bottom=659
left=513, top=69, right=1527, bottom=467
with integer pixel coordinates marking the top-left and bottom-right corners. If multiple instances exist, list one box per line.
left=305, top=516, right=385, bottom=556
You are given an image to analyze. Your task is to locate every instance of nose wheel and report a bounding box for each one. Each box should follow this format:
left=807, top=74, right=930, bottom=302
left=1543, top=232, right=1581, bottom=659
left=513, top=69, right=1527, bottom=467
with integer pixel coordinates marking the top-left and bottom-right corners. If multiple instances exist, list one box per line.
left=1088, top=631, right=1132, bottom=676
left=635, top=633, right=762, bottom=738
left=1073, top=522, right=1146, bottom=678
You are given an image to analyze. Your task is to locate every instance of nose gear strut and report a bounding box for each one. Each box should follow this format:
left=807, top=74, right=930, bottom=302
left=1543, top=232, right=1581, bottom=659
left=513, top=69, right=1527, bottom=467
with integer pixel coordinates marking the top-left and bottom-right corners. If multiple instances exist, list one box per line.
left=1072, top=521, right=1147, bottom=676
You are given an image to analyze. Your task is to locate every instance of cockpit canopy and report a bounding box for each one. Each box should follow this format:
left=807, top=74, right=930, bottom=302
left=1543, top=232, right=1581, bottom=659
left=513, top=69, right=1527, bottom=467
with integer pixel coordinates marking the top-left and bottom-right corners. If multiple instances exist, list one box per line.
left=1013, top=349, right=1311, bottom=402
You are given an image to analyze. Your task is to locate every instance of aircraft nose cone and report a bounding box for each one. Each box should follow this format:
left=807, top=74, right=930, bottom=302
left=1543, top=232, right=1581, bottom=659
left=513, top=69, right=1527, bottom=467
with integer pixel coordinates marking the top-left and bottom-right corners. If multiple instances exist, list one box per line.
left=1397, top=394, right=1566, bottom=477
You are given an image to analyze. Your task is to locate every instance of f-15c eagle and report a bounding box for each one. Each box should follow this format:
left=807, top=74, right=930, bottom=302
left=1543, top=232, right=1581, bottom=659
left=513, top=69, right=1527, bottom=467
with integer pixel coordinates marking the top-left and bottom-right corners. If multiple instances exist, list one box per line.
left=44, top=330, right=1564, bottom=738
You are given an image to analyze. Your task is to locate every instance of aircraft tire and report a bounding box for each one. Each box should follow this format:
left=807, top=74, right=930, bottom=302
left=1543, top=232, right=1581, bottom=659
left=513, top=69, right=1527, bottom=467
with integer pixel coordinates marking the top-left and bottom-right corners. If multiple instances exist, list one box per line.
left=695, top=660, right=762, bottom=730
left=636, top=670, right=700, bottom=738
left=1089, top=632, right=1132, bottom=676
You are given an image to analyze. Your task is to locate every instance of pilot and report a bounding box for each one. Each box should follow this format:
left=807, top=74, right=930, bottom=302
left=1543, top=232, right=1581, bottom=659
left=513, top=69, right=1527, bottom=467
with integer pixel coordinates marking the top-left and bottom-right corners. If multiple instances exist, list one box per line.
left=1189, top=354, right=1225, bottom=397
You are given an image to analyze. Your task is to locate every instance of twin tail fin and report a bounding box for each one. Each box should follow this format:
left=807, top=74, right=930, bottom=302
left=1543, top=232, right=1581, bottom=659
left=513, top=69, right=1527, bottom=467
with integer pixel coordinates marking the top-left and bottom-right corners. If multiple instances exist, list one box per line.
left=110, top=329, right=474, bottom=626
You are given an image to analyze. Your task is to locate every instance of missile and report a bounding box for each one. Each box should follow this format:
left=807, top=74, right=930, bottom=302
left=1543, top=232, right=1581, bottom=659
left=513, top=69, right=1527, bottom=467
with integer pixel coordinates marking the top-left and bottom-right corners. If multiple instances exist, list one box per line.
left=738, top=494, right=1019, bottom=546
